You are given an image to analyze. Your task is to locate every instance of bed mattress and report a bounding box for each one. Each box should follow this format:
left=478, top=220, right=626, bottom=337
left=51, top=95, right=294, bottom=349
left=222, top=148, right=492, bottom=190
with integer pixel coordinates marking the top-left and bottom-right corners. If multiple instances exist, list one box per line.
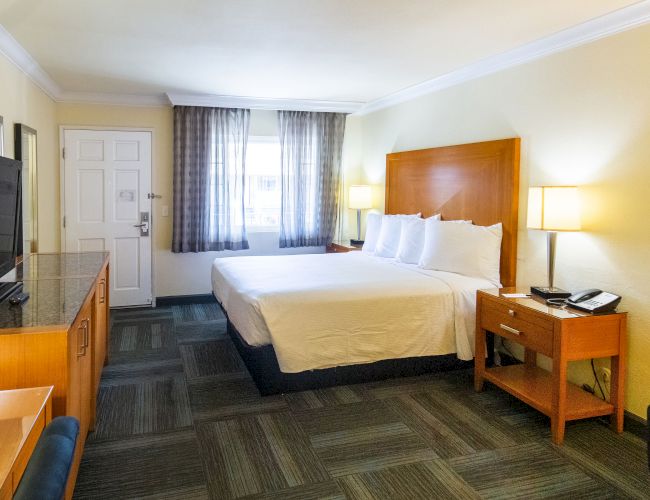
left=211, top=252, right=493, bottom=373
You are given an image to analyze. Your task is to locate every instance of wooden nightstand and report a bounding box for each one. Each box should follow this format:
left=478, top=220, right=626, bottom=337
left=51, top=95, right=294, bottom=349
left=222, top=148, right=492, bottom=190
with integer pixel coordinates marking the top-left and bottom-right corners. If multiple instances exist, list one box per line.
left=475, top=288, right=626, bottom=445
left=326, top=241, right=362, bottom=253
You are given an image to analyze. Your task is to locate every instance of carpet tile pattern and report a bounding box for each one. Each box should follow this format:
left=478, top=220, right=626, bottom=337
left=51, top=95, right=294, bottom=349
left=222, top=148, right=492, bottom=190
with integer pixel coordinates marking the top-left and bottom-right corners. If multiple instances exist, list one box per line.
left=74, top=302, right=650, bottom=499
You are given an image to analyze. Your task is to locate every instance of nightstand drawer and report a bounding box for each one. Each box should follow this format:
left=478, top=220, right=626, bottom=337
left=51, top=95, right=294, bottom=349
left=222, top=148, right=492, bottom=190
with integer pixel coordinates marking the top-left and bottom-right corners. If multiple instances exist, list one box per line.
left=481, top=299, right=554, bottom=356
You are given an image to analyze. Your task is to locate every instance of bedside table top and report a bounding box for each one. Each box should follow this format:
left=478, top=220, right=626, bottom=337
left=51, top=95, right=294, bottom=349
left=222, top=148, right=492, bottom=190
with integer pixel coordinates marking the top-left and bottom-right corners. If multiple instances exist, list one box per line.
left=479, top=287, right=626, bottom=320
left=329, top=241, right=362, bottom=251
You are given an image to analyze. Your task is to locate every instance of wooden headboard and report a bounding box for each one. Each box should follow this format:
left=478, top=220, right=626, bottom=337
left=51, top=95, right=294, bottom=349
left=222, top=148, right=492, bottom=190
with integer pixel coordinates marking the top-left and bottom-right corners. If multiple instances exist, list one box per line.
left=385, top=138, right=520, bottom=287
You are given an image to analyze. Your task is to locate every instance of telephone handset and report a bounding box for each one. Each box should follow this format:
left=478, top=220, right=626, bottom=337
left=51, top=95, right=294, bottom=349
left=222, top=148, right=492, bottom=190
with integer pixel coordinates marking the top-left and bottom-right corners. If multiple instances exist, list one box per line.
left=566, top=288, right=621, bottom=314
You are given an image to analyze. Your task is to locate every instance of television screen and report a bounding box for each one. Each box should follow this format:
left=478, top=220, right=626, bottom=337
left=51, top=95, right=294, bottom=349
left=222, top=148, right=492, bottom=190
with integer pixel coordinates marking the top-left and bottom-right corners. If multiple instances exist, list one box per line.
left=0, top=156, right=22, bottom=278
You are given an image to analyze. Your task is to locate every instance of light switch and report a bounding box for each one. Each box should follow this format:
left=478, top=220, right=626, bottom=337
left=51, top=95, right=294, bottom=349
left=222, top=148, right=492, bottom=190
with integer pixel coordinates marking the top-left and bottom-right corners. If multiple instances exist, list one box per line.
left=162, top=205, right=169, bottom=217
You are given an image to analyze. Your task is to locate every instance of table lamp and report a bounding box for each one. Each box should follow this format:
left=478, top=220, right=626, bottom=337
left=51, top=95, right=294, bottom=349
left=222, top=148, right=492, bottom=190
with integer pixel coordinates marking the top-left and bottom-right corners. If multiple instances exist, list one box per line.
left=349, top=185, right=372, bottom=246
left=527, top=186, right=581, bottom=299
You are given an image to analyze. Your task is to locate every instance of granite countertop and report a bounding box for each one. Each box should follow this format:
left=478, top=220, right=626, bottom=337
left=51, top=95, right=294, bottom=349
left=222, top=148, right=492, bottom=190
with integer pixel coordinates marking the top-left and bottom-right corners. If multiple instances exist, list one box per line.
left=0, top=277, right=97, bottom=331
left=0, top=252, right=108, bottom=332
left=14, top=252, right=109, bottom=281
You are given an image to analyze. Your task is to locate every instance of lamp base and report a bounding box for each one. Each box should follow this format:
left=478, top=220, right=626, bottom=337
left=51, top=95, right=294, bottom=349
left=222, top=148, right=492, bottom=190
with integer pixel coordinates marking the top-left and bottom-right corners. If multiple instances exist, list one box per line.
left=530, top=286, right=572, bottom=299
left=350, top=239, right=364, bottom=247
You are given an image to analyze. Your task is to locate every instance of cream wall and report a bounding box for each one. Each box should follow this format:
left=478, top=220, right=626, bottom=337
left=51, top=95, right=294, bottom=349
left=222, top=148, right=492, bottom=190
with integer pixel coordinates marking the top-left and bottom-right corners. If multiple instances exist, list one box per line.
left=0, top=53, right=58, bottom=251
left=357, top=25, right=650, bottom=418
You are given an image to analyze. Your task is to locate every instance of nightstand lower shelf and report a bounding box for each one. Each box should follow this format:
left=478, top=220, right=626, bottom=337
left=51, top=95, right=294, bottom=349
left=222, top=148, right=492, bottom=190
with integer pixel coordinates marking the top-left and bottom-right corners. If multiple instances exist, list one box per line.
left=484, top=364, right=614, bottom=420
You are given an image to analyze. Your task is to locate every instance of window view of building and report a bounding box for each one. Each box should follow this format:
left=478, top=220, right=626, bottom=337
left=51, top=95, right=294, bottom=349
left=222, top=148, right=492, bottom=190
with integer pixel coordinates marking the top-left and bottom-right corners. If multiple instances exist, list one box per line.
left=244, top=137, right=281, bottom=229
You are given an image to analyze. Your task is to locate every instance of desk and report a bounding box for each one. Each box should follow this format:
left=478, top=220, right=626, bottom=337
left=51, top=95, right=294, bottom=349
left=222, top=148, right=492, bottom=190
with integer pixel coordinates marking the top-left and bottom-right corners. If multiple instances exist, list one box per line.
left=0, top=386, right=53, bottom=499
left=475, top=288, right=626, bottom=445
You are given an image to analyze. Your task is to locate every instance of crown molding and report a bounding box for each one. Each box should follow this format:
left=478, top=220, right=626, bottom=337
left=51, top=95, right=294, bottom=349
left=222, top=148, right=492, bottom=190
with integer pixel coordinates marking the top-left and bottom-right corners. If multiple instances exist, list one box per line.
left=166, top=92, right=364, bottom=113
left=357, top=0, right=650, bottom=116
left=3, top=0, right=650, bottom=114
left=57, top=90, right=169, bottom=107
left=0, top=24, right=168, bottom=107
left=0, top=24, right=61, bottom=99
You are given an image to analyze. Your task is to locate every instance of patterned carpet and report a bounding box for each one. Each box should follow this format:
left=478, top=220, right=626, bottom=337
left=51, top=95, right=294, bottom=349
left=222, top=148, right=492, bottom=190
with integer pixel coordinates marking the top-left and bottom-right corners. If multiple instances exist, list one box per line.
left=73, top=303, right=649, bottom=499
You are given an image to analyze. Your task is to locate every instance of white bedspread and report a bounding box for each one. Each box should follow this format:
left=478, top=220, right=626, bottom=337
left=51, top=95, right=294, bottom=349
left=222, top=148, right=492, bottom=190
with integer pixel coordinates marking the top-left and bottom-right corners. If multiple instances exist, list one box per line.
left=211, top=252, right=493, bottom=373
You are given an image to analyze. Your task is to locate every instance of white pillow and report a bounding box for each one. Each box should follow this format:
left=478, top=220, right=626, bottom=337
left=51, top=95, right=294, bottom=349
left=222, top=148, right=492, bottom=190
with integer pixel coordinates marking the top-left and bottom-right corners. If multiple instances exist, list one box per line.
left=395, top=214, right=441, bottom=264
left=374, top=213, right=421, bottom=258
left=361, top=213, right=383, bottom=253
left=418, top=220, right=503, bottom=285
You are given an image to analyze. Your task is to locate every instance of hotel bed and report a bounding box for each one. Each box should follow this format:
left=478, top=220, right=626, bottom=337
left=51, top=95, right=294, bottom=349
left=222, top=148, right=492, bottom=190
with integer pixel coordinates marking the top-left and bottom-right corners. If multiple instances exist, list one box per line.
left=212, top=252, right=494, bottom=373
left=212, top=138, right=520, bottom=394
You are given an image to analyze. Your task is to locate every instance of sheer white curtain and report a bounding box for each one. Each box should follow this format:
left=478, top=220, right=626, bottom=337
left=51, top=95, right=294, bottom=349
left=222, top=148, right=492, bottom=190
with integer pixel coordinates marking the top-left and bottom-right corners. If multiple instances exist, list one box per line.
left=277, top=111, right=346, bottom=247
left=172, top=106, right=250, bottom=252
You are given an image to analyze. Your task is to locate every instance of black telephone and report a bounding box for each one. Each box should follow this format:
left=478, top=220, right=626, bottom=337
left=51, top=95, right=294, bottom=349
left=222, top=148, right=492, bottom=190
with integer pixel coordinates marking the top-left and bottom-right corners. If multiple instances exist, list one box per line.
left=566, top=288, right=621, bottom=313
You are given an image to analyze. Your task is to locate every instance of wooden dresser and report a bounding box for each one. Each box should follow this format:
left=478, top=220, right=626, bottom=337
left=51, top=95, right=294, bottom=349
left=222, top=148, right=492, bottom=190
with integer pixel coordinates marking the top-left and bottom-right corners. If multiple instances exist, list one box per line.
left=0, top=386, right=53, bottom=499
left=0, top=252, right=110, bottom=498
left=475, top=288, right=626, bottom=445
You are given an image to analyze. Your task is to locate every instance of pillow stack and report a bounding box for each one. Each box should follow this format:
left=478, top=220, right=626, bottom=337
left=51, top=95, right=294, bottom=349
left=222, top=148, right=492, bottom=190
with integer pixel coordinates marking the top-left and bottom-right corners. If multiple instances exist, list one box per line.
left=362, top=213, right=420, bottom=255
left=361, top=212, right=503, bottom=286
left=418, top=219, right=502, bottom=286
left=374, top=213, right=423, bottom=258
left=361, top=213, right=384, bottom=253
left=395, top=215, right=439, bottom=264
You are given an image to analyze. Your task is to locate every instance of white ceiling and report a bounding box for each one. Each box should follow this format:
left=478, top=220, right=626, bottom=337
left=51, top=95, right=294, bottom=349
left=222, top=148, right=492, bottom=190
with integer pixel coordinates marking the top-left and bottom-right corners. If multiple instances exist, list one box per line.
left=0, top=0, right=643, bottom=106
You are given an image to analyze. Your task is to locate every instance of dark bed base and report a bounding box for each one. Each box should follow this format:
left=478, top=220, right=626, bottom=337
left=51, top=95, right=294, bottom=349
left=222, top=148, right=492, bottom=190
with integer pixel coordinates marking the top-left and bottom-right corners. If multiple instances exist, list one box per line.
left=221, top=299, right=491, bottom=395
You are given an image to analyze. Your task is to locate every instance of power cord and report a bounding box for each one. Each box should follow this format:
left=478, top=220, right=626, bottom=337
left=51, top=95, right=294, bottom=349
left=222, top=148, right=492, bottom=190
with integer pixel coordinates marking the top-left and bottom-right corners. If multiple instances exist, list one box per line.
left=501, top=338, right=517, bottom=361
left=590, top=359, right=606, bottom=400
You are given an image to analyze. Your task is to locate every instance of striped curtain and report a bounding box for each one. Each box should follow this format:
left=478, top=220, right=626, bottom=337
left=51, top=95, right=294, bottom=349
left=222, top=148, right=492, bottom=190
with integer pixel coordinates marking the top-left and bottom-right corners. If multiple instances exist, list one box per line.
left=277, top=111, right=346, bottom=248
left=172, top=106, right=250, bottom=252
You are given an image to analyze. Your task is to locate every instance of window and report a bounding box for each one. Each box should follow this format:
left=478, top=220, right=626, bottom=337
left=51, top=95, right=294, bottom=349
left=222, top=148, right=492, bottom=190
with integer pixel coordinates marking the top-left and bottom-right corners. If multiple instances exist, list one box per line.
left=244, top=137, right=281, bottom=230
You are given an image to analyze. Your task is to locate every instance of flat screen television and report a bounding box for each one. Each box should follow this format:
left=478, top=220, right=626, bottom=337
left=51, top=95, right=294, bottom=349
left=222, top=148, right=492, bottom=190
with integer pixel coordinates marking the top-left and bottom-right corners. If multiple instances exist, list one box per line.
left=0, top=156, right=22, bottom=279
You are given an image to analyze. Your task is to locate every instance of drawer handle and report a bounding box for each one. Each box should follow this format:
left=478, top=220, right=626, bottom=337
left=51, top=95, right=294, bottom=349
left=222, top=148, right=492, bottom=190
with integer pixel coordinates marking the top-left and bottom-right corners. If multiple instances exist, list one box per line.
left=500, top=323, right=521, bottom=336
left=508, top=309, right=515, bottom=317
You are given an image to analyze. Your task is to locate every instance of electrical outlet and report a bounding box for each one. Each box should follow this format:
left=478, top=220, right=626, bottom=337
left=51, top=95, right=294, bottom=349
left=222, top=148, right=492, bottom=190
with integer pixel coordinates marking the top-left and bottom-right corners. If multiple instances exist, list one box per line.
left=598, top=367, right=611, bottom=385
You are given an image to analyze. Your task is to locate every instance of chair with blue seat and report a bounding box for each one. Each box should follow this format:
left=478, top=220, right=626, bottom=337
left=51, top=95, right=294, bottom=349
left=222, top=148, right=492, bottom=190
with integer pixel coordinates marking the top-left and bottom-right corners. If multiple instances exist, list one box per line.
left=14, top=416, right=79, bottom=500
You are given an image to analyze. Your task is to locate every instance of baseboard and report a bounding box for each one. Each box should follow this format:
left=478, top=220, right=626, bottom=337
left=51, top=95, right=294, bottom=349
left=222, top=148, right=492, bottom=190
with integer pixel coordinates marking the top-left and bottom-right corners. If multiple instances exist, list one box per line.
left=623, top=410, right=647, bottom=440
left=155, top=294, right=217, bottom=306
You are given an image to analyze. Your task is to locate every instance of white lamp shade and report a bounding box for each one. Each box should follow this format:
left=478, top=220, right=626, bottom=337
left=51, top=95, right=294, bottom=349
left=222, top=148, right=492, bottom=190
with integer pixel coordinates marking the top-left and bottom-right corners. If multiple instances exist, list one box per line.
left=349, top=185, right=372, bottom=209
left=527, top=186, right=581, bottom=231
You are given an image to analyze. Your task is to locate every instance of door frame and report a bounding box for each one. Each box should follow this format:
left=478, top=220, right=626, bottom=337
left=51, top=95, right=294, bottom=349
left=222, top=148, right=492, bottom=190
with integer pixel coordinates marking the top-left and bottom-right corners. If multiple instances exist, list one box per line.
left=59, top=125, right=157, bottom=308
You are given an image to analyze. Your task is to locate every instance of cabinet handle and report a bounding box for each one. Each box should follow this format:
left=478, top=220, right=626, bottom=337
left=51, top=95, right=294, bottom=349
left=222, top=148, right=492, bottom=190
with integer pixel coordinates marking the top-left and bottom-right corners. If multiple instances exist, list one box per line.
left=83, top=318, right=90, bottom=348
left=99, top=278, right=106, bottom=304
left=508, top=309, right=516, bottom=317
left=77, top=322, right=86, bottom=356
left=499, top=323, right=521, bottom=336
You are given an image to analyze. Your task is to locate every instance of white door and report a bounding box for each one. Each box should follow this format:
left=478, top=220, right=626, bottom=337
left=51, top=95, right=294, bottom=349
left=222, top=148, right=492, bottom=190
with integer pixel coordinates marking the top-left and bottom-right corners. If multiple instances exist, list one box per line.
left=63, top=129, right=152, bottom=307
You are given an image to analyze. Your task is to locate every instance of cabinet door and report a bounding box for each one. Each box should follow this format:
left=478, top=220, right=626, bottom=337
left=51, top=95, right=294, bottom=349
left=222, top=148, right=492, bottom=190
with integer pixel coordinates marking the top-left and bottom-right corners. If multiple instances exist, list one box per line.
left=80, top=319, right=92, bottom=440
left=66, top=315, right=85, bottom=424
left=93, top=267, right=108, bottom=393
left=67, top=302, right=93, bottom=439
